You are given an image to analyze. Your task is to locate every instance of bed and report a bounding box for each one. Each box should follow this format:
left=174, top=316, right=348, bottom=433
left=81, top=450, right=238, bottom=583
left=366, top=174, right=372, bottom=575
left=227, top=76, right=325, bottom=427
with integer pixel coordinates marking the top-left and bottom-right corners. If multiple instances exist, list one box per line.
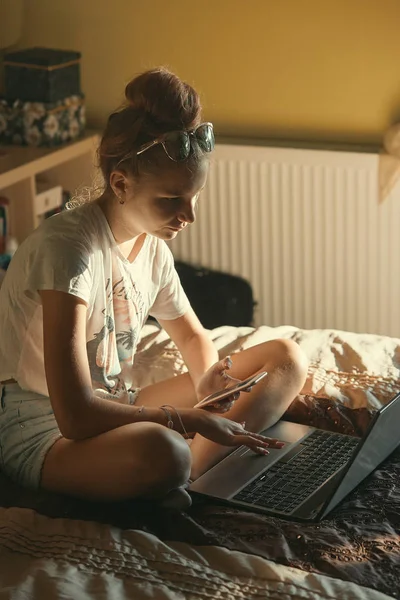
left=1, top=322, right=399, bottom=600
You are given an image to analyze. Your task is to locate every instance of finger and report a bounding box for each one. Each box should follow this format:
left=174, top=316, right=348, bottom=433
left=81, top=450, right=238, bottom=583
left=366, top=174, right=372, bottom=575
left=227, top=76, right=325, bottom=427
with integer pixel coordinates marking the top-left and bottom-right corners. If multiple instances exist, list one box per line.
left=219, top=356, right=241, bottom=384
left=224, top=355, right=233, bottom=369
left=213, top=390, right=240, bottom=408
left=244, top=435, right=271, bottom=449
left=254, top=445, right=270, bottom=455
left=218, top=401, right=235, bottom=413
left=214, top=391, right=240, bottom=409
left=245, top=433, right=285, bottom=448
left=233, top=432, right=281, bottom=452
left=228, top=431, right=268, bottom=448
left=223, top=372, right=240, bottom=383
left=267, top=439, right=285, bottom=448
left=215, top=401, right=235, bottom=413
left=203, top=400, right=235, bottom=413
left=229, top=437, right=269, bottom=454
left=216, top=356, right=232, bottom=375
left=221, top=371, right=241, bottom=387
left=221, top=391, right=240, bottom=405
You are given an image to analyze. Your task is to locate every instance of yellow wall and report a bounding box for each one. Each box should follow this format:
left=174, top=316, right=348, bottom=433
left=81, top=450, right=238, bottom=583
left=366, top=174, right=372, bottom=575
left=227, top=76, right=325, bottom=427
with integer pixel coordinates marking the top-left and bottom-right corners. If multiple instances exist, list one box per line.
left=12, top=0, right=400, bottom=145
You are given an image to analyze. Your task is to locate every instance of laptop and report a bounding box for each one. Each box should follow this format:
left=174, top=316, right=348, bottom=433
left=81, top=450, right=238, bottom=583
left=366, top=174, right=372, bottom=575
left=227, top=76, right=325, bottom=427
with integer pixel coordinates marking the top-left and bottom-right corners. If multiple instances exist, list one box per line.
left=189, top=391, right=400, bottom=522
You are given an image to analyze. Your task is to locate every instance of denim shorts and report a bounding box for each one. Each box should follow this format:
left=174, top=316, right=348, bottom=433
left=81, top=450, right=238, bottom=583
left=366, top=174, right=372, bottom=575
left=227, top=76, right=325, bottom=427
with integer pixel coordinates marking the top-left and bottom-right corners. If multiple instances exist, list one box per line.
left=0, top=383, right=62, bottom=490
left=0, top=383, right=142, bottom=491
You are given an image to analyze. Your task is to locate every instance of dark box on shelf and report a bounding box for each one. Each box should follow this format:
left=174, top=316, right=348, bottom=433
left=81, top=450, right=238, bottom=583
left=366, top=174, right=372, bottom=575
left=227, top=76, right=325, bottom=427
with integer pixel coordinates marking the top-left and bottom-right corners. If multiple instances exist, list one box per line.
left=4, top=47, right=81, bottom=103
left=0, top=94, right=86, bottom=147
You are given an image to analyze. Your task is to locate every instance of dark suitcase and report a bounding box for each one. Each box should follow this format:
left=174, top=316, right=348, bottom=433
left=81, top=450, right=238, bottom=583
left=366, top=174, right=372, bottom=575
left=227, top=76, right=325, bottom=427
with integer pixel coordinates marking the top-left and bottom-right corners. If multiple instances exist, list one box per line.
left=175, top=261, right=256, bottom=329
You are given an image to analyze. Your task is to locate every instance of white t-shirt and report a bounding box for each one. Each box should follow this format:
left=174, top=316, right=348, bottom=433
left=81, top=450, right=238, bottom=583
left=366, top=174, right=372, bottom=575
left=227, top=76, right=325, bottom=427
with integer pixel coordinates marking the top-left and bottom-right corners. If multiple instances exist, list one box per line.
left=0, top=202, right=190, bottom=399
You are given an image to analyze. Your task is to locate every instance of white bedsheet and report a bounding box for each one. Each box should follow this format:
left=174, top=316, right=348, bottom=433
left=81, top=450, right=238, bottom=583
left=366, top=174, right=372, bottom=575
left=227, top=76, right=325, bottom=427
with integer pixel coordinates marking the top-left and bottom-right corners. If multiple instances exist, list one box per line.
left=133, top=323, right=400, bottom=410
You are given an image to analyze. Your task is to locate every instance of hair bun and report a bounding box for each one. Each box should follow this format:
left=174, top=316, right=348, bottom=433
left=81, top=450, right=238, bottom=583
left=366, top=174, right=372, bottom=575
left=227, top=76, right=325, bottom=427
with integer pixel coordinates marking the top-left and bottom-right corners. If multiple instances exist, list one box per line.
left=99, top=67, right=204, bottom=184
left=124, top=67, right=201, bottom=129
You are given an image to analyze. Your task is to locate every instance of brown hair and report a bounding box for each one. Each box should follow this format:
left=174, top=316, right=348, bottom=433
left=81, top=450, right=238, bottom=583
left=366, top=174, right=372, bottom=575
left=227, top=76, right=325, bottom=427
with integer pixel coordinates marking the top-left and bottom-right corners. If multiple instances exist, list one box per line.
left=98, top=67, right=203, bottom=187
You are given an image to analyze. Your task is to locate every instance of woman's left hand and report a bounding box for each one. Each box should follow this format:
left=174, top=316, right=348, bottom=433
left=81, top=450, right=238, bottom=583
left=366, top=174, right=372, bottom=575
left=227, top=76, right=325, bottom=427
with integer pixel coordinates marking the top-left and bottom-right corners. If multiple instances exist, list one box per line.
left=196, top=356, right=242, bottom=413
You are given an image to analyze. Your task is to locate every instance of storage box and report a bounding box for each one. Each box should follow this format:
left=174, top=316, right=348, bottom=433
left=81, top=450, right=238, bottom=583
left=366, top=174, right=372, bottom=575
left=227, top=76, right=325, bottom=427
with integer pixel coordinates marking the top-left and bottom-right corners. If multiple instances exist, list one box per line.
left=0, top=94, right=86, bottom=147
left=4, top=47, right=81, bottom=103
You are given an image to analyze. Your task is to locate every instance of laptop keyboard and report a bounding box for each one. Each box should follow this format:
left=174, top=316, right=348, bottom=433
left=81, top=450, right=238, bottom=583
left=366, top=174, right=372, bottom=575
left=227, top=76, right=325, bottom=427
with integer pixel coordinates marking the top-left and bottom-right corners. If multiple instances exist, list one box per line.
left=233, top=429, right=359, bottom=515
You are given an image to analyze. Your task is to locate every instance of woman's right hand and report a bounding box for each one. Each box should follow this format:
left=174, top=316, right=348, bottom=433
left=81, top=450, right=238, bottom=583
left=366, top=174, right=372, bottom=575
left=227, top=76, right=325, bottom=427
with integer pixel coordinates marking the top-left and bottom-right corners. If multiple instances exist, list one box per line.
left=188, top=409, right=284, bottom=455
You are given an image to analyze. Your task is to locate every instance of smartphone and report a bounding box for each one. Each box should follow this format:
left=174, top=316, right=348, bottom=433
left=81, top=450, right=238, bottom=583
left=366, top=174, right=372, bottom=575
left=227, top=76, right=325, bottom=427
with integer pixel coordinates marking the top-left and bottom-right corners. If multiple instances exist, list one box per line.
left=194, top=371, right=268, bottom=409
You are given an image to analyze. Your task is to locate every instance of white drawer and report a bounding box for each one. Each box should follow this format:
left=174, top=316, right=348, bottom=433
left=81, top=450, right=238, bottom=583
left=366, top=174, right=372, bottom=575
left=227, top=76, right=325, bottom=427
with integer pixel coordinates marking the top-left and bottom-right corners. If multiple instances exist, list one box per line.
left=34, top=184, right=63, bottom=217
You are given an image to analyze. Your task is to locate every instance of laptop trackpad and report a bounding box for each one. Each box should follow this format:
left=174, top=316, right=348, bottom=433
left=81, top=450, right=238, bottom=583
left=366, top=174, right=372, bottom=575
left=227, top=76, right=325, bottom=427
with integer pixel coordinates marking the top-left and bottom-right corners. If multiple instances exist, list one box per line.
left=190, top=421, right=312, bottom=499
left=189, top=448, right=281, bottom=499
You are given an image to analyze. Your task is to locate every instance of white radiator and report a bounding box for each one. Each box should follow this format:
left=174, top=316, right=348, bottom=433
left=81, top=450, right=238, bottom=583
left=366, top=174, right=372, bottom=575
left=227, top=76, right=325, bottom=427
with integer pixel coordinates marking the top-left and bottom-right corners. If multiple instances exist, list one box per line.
left=169, top=143, right=400, bottom=338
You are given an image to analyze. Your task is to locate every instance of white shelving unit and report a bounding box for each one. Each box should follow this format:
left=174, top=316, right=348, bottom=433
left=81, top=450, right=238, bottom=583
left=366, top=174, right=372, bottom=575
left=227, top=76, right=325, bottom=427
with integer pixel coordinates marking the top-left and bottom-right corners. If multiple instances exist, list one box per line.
left=0, top=131, right=100, bottom=243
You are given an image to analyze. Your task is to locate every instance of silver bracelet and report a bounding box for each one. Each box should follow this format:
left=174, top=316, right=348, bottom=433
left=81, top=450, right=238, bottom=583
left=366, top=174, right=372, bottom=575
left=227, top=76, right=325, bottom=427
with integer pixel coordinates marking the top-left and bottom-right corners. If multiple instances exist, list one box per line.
left=163, top=404, right=189, bottom=439
left=159, top=405, right=174, bottom=430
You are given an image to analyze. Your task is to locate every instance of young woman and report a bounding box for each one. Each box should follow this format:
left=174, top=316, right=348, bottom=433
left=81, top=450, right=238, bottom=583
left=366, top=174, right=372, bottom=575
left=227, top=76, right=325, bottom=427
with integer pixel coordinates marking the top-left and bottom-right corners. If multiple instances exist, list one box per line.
left=0, top=68, right=308, bottom=508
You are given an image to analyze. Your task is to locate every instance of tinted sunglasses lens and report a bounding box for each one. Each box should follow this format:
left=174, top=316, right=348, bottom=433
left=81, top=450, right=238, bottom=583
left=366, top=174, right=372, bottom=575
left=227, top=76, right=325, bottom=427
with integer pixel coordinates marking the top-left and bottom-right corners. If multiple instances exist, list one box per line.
left=163, top=131, right=190, bottom=161
left=195, top=124, right=215, bottom=153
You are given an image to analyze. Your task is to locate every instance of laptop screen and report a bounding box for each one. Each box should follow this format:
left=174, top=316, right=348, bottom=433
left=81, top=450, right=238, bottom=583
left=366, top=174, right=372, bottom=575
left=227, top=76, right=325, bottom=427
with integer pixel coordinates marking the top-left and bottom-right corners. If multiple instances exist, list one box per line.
left=321, top=392, right=400, bottom=518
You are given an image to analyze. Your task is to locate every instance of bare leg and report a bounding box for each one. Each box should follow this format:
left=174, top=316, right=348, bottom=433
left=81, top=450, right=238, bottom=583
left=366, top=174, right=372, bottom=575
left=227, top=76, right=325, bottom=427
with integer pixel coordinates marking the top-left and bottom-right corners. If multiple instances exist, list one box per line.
left=189, top=339, right=308, bottom=478
left=41, top=422, right=191, bottom=501
left=138, top=339, right=308, bottom=480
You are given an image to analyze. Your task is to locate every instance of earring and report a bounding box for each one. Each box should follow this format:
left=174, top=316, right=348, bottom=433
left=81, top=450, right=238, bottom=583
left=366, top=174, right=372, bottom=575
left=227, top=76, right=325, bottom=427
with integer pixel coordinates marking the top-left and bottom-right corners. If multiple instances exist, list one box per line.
left=117, top=194, right=125, bottom=205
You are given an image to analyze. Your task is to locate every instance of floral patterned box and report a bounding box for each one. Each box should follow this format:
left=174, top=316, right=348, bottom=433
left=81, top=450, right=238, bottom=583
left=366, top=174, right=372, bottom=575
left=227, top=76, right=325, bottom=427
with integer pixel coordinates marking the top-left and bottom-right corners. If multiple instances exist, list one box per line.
left=0, top=94, right=86, bottom=147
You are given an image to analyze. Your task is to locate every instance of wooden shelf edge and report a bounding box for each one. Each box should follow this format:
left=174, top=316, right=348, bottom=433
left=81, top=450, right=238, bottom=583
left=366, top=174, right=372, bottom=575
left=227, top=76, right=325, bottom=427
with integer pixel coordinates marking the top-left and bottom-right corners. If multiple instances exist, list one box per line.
left=0, top=131, right=101, bottom=189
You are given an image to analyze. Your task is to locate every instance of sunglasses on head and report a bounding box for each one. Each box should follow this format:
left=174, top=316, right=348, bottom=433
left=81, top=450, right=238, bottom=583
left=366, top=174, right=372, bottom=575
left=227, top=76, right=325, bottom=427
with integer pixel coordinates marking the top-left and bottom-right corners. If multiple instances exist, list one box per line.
left=133, top=122, right=215, bottom=163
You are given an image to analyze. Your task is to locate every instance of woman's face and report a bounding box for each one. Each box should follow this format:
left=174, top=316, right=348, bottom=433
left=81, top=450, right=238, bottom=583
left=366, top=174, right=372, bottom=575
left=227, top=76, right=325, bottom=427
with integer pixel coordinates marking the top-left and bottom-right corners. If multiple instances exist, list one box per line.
left=119, top=159, right=209, bottom=240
